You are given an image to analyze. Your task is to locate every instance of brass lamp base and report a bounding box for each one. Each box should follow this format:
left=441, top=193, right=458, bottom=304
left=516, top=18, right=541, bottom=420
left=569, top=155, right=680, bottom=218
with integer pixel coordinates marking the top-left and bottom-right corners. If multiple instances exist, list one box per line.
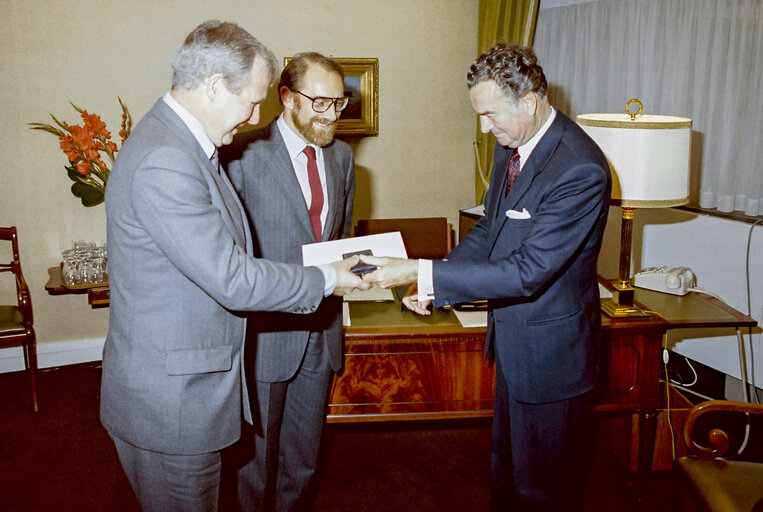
left=601, top=281, right=650, bottom=318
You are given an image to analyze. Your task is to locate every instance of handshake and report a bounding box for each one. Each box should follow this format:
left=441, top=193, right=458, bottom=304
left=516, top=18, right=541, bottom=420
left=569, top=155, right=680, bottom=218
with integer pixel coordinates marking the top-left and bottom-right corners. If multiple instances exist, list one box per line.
left=329, top=254, right=430, bottom=315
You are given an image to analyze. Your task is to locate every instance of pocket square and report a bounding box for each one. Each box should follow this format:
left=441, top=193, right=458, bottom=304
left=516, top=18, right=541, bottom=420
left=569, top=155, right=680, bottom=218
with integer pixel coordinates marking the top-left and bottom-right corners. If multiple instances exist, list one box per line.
left=506, top=208, right=531, bottom=219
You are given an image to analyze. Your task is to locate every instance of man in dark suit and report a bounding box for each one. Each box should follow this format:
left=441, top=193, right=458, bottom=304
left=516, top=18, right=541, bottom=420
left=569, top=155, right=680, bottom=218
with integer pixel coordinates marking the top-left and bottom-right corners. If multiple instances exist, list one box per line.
left=221, top=52, right=353, bottom=512
left=361, top=43, right=611, bottom=511
left=101, top=22, right=366, bottom=512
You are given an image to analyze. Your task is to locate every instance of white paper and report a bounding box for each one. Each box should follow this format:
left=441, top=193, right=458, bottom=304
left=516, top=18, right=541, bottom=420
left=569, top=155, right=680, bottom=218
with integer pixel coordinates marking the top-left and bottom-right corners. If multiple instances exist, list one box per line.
left=453, top=309, right=488, bottom=327
left=302, top=232, right=408, bottom=266
left=462, top=204, right=485, bottom=216
left=342, top=302, right=351, bottom=326
left=343, top=284, right=395, bottom=302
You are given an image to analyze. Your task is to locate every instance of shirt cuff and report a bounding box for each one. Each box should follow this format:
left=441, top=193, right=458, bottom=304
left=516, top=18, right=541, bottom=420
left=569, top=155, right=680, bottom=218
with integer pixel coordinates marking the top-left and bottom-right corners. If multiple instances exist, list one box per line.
left=417, top=259, right=435, bottom=302
left=317, top=264, right=337, bottom=297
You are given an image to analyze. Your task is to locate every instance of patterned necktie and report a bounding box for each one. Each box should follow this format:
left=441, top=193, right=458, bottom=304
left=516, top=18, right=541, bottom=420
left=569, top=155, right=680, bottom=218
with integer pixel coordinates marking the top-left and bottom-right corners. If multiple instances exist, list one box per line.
left=302, top=145, right=324, bottom=242
left=505, top=149, right=521, bottom=196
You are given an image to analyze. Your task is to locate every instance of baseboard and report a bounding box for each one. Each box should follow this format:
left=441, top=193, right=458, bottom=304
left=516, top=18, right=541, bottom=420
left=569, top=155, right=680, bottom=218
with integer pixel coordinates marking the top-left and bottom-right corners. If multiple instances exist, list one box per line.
left=0, top=338, right=104, bottom=373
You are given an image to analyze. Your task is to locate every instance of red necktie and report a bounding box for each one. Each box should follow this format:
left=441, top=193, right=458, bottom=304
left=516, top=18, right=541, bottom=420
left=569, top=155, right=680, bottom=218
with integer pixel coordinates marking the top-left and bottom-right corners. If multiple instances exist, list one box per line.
left=303, top=146, right=324, bottom=242
left=505, top=149, right=520, bottom=196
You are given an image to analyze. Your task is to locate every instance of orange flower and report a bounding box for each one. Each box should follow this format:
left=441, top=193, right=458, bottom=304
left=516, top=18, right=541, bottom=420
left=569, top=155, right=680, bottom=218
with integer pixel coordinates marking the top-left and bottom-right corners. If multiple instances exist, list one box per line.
left=81, top=111, right=108, bottom=139
left=69, top=125, right=94, bottom=153
left=84, top=148, right=100, bottom=161
left=59, top=137, right=79, bottom=162
left=29, top=98, right=132, bottom=207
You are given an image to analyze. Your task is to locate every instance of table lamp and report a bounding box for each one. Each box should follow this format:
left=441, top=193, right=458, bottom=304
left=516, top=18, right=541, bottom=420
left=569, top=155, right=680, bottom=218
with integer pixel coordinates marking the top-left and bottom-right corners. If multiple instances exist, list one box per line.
left=577, top=99, right=692, bottom=318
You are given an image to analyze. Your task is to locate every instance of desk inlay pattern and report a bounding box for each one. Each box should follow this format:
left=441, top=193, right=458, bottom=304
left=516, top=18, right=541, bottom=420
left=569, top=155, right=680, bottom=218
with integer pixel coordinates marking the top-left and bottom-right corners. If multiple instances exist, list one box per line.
left=329, top=333, right=494, bottom=421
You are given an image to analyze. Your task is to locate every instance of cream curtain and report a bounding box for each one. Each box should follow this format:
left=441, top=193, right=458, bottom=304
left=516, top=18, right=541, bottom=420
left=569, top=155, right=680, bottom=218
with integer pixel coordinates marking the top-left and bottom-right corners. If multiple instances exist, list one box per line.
left=473, top=0, right=540, bottom=203
left=534, top=0, right=762, bottom=216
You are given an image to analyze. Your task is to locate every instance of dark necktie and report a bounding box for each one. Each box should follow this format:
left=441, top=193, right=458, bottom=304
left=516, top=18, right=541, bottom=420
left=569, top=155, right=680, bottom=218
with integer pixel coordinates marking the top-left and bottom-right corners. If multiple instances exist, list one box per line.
left=302, top=145, right=324, bottom=242
left=505, top=149, right=521, bottom=196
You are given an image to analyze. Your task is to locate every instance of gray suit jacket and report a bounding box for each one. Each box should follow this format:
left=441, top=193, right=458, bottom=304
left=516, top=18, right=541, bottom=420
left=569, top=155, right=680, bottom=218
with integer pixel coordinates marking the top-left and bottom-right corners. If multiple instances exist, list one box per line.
left=222, top=122, right=355, bottom=381
left=100, top=99, right=325, bottom=455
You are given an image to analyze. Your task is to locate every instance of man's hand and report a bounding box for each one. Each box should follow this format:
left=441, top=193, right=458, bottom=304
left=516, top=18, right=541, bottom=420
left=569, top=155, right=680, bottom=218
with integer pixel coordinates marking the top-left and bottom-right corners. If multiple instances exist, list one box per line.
left=359, top=255, right=418, bottom=288
left=401, top=284, right=432, bottom=316
left=330, top=256, right=372, bottom=296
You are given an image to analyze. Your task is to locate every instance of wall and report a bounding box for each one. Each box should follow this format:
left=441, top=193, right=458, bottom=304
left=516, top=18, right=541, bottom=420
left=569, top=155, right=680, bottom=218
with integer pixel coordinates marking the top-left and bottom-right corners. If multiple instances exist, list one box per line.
left=0, top=1, right=479, bottom=351
left=598, top=207, right=763, bottom=391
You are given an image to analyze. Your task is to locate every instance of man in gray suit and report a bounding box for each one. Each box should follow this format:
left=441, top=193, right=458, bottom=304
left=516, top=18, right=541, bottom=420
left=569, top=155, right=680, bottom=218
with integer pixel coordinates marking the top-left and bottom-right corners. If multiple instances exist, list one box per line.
left=100, top=22, right=367, bottom=512
left=222, top=52, right=353, bottom=512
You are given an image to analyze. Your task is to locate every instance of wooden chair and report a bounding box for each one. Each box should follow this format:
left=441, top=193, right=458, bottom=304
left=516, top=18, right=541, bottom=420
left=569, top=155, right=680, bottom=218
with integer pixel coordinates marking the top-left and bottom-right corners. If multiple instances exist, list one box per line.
left=675, top=399, right=763, bottom=512
left=353, top=217, right=453, bottom=259
left=0, top=226, right=39, bottom=411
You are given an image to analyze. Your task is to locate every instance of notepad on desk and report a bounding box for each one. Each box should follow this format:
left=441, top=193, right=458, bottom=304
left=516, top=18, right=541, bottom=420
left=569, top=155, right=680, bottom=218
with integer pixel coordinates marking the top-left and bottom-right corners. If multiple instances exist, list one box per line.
left=453, top=309, right=488, bottom=327
left=343, top=285, right=394, bottom=302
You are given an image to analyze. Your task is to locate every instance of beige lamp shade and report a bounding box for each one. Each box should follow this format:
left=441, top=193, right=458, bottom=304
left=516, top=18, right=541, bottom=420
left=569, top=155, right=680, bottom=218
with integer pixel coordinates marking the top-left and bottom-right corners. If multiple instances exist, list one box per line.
left=577, top=112, right=692, bottom=208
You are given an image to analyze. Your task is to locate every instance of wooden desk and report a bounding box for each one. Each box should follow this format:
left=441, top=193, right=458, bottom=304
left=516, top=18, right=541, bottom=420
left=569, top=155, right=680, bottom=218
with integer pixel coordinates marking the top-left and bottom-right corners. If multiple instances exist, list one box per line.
left=329, top=300, right=493, bottom=422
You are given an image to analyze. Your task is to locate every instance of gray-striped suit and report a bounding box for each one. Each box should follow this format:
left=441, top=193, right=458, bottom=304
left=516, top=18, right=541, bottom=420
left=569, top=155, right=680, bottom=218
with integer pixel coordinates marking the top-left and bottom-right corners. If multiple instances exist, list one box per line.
left=223, top=121, right=355, bottom=511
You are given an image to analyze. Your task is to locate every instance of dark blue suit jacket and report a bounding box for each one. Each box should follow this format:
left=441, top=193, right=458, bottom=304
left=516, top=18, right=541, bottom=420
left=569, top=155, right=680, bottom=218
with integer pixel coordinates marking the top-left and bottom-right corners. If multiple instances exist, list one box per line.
left=433, top=110, right=611, bottom=404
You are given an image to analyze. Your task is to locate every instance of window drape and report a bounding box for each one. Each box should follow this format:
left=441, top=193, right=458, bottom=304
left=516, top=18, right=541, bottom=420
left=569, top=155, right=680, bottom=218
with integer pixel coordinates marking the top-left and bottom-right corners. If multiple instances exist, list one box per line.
left=533, top=0, right=762, bottom=216
left=473, top=0, right=540, bottom=203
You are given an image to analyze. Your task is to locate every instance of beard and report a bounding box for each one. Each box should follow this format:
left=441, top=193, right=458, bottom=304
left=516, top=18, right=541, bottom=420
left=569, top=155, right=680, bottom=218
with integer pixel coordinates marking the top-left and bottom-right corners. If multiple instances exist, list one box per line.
left=292, top=111, right=337, bottom=146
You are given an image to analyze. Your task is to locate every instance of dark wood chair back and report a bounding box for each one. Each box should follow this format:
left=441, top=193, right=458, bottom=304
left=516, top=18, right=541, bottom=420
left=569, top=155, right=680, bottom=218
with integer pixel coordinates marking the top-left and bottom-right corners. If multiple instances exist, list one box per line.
left=353, top=217, right=452, bottom=259
left=0, top=226, right=39, bottom=411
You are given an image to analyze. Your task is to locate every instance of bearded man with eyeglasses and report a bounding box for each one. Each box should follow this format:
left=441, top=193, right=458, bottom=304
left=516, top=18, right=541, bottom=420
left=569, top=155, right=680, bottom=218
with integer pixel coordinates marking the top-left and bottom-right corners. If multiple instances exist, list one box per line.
left=221, top=52, right=354, bottom=512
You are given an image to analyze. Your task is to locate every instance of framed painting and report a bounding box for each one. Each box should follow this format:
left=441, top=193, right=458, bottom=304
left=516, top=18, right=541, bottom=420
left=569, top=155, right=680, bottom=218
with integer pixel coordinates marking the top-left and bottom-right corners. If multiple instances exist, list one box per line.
left=284, top=56, right=379, bottom=136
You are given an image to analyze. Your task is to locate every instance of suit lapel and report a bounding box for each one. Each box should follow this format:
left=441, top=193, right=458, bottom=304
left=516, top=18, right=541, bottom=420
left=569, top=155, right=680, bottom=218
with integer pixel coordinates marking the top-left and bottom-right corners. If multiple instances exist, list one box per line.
left=321, top=144, right=343, bottom=240
left=153, top=101, right=249, bottom=250
left=485, top=147, right=510, bottom=243
left=487, top=113, right=566, bottom=251
left=265, top=129, right=316, bottom=240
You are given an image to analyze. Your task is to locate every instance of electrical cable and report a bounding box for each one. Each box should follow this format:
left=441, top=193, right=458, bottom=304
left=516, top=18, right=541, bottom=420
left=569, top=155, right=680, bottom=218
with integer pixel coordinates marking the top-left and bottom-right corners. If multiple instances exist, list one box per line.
left=669, top=383, right=715, bottom=402
left=662, top=334, right=677, bottom=461
left=744, top=219, right=762, bottom=403
left=687, top=287, right=725, bottom=302
left=681, top=356, right=698, bottom=387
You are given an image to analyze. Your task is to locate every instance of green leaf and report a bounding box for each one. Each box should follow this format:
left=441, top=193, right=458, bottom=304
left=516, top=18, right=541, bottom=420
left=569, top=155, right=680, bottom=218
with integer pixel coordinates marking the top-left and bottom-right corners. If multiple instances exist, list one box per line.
left=28, top=123, right=66, bottom=137
left=66, top=165, right=81, bottom=182
left=71, top=181, right=104, bottom=207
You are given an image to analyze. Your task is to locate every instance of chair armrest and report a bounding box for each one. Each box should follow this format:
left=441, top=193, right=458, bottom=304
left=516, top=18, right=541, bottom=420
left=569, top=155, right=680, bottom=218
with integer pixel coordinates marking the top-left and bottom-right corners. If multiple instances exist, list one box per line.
left=683, top=399, right=763, bottom=460
left=13, top=264, right=33, bottom=325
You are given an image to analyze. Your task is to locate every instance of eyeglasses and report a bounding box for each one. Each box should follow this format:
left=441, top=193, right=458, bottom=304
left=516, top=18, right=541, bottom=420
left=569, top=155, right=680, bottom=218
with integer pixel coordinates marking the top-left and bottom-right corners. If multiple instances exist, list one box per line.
left=294, top=90, right=349, bottom=113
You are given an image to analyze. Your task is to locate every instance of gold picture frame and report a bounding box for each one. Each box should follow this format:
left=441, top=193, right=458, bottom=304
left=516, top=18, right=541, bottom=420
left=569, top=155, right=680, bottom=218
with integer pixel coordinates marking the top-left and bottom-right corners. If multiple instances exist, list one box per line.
left=284, top=57, right=378, bottom=136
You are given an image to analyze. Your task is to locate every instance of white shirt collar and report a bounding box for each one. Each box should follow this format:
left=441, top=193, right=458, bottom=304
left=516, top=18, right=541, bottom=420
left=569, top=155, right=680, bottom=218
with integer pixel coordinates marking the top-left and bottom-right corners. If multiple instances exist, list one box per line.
left=517, top=106, right=557, bottom=167
left=162, top=91, right=216, bottom=159
left=276, top=114, right=322, bottom=161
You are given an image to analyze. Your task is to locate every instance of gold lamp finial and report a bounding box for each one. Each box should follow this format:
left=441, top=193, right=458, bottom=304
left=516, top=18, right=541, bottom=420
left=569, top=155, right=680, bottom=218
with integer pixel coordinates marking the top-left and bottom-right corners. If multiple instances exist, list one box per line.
left=625, top=98, right=643, bottom=120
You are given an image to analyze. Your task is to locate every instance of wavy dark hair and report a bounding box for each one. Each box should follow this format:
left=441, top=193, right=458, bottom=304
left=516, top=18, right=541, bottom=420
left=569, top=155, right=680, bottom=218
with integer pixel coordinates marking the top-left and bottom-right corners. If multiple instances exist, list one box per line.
left=466, top=43, right=548, bottom=102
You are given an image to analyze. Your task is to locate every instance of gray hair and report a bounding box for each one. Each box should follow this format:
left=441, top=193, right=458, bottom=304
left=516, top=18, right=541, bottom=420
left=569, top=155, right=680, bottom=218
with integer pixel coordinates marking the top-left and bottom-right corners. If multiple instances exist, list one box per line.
left=171, top=20, right=279, bottom=94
